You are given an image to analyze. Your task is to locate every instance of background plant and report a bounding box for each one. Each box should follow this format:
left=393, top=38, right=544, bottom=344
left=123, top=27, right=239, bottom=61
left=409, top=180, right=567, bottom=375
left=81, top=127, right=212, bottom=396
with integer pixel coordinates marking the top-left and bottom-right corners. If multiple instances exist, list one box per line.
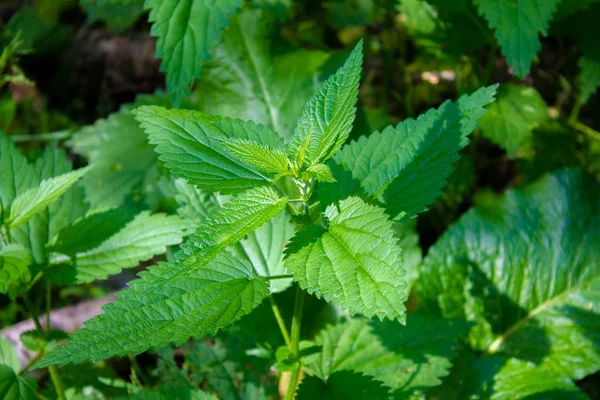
left=0, top=0, right=598, bottom=399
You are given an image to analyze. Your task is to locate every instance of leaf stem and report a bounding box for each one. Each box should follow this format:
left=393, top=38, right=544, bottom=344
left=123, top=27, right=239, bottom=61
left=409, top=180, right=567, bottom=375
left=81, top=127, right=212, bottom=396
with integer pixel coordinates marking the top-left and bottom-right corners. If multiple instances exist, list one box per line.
left=9, top=129, right=72, bottom=143
left=22, top=292, right=44, bottom=334
left=45, top=281, right=51, bottom=337
left=285, top=286, right=306, bottom=400
left=569, top=97, right=582, bottom=124
left=48, top=365, right=67, bottom=400
left=268, top=295, right=291, bottom=348
left=264, top=274, right=293, bottom=281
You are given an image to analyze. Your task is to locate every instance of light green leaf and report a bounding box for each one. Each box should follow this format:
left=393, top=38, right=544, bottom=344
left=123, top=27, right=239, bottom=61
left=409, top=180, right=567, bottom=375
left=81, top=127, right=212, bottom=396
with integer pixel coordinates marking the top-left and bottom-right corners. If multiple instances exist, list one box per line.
left=136, top=107, right=284, bottom=193
left=478, top=84, right=548, bottom=157
left=288, top=40, right=362, bottom=165
left=0, top=337, right=19, bottom=371
left=418, top=168, right=600, bottom=386
left=306, top=163, right=336, bottom=183
left=0, top=365, right=37, bottom=400
left=214, top=137, right=290, bottom=175
left=307, top=315, right=469, bottom=397
left=230, top=210, right=295, bottom=293
left=48, top=207, right=137, bottom=256
left=334, top=85, right=496, bottom=220
left=73, top=211, right=186, bottom=283
left=285, top=196, right=407, bottom=321
left=34, top=148, right=88, bottom=245
left=37, top=187, right=286, bottom=367
left=0, top=132, right=37, bottom=214
left=7, top=166, right=91, bottom=228
left=473, top=0, right=560, bottom=78
left=197, top=10, right=330, bottom=140
left=0, top=244, right=32, bottom=295
left=579, top=56, right=600, bottom=104
left=296, top=370, right=389, bottom=400
left=145, top=0, right=242, bottom=104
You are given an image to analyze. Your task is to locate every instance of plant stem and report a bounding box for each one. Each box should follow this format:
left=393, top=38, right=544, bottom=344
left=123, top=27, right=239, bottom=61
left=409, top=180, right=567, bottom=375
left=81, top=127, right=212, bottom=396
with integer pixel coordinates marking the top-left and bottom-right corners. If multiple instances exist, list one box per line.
left=9, top=129, right=72, bottom=143
left=24, top=271, right=43, bottom=292
left=569, top=97, right=582, bottom=124
left=46, top=281, right=51, bottom=336
left=22, top=292, right=44, bottom=334
left=284, top=286, right=306, bottom=400
left=268, top=295, right=291, bottom=348
left=19, top=352, right=43, bottom=375
left=23, top=290, right=67, bottom=400
left=264, top=274, right=293, bottom=281
left=48, top=365, right=67, bottom=400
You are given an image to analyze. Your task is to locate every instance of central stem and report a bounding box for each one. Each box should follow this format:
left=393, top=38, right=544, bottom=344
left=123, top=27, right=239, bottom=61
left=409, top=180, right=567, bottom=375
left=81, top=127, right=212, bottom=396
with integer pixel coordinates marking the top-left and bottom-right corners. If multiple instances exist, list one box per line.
left=285, top=286, right=306, bottom=400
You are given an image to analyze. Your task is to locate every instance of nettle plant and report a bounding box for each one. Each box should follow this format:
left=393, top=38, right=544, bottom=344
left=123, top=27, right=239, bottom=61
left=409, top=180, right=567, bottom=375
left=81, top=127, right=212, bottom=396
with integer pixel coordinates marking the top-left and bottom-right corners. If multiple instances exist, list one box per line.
left=31, top=40, right=499, bottom=398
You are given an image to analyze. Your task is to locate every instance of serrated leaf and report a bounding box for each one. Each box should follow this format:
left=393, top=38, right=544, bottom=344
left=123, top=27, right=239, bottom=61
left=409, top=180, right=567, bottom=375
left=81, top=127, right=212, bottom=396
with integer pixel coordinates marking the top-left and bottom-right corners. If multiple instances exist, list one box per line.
left=478, top=84, right=548, bottom=157
left=197, top=10, right=330, bottom=140
left=431, top=351, right=588, bottom=399
left=136, top=107, right=284, bottom=193
left=334, top=85, right=496, bottom=220
left=288, top=40, right=362, bottom=165
left=173, top=178, right=218, bottom=225
left=37, top=251, right=269, bottom=368
left=307, top=315, right=469, bottom=398
left=296, top=370, right=389, bottom=400
left=418, top=168, right=600, bottom=388
left=48, top=207, right=137, bottom=256
left=474, top=0, right=560, bottom=78
left=73, top=211, right=186, bottom=283
left=0, top=365, right=37, bottom=400
left=214, top=137, right=290, bottom=175
left=0, top=244, right=32, bottom=295
left=230, top=210, right=296, bottom=293
left=145, top=0, right=242, bottom=104
left=579, top=56, right=600, bottom=104
left=7, top=166, right=91, bottom=228
left=70, top=93, right=194, bottom=209
left=306, top=163, right=336, bottom=183
left=37, top=187, right=286, bottom=367
left=285, top=196, right=407, bottom=321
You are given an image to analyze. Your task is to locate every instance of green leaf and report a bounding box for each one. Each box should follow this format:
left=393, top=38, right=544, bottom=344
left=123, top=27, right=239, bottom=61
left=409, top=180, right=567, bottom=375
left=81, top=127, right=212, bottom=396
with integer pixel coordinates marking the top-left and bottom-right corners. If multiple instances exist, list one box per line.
left=0, top=337, right=19, bottom=371
left=478, top=84, right=548, bottom=157
left=214, top=137, right=290, bottom=175
left=0, top=244, right=32, bottom=295
left=37, top=251, right=269, bottom=368
left=7, top=166, right=91, bottom=228
left=432, top=351, right=588, bottom=399
left=0, top=365, right=37, bottom=400
left=197, top=10, right=330, bottom=140
left=297, top=371, right=388, bottom=400
left=70, top=92, right=194, bottom=209
left=48, top=207, right=137, bottom=256
left=173, top=178, right=218, bottom=225
left=0, top=132, right=37, bottom=216
left=34, top=148, right=88, bottom=245
left=136, top=107, right=284, bottom=193
left=307, top=315, right=469, bottom=397
left=81, top=0, right=145, bottom=32
left=418, top=168, right=600, bottom=387
left=306, top=163, right=336, bottom=183
left=37, top=187, right=285, bottom=367
left=285, top=197, right=407, bottom=321
left=473, top=0, right=561, bottom=78
left=334, top=85, right=496, bottom=220
left=579, top=56, right=600, bottom=104
left=73, top=211, right=186, bottom=283
left=288, top=40, right=362, bottom=165
left=145, top=0, right=242, bottom=104
left=230, top=210, right=295, bottom=293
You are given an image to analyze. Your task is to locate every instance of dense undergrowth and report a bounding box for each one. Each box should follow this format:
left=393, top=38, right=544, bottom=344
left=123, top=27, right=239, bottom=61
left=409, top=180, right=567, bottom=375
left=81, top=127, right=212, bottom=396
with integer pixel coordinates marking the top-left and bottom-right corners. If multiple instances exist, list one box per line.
left=0, top=1, right=599, bottom=399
